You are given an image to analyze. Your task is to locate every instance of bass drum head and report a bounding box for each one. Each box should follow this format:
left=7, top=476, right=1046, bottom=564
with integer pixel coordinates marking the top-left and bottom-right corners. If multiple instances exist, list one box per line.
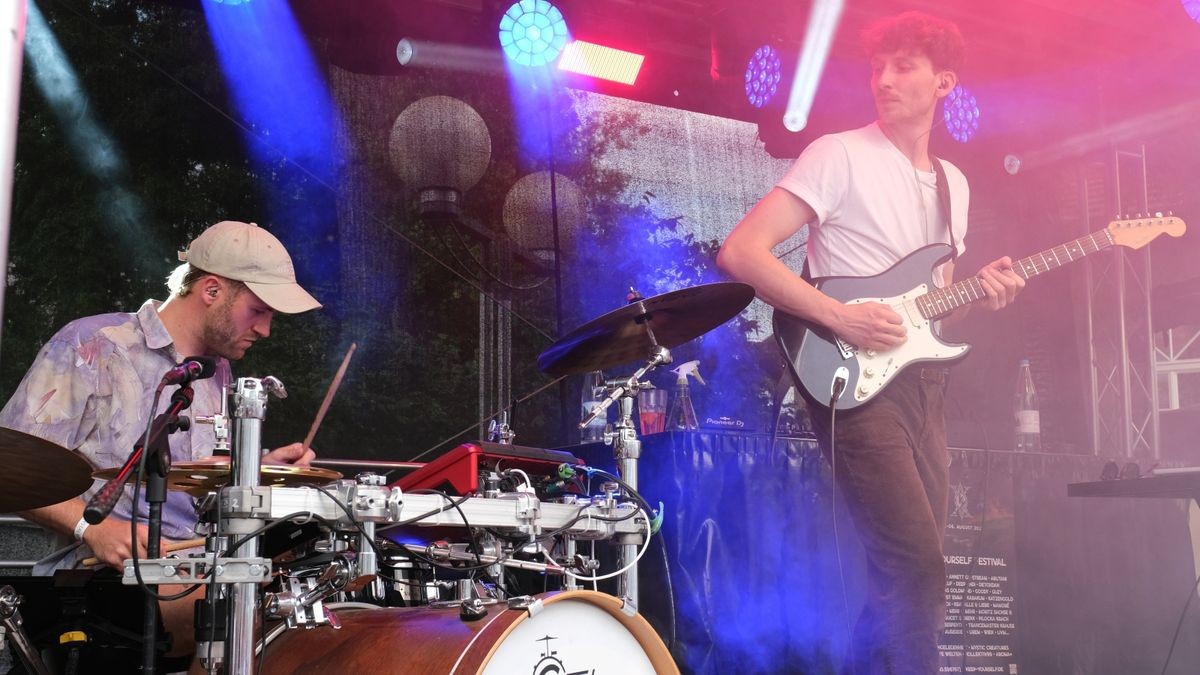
left=260, top=590, right=677, bottom=674
left=483, top=592, right=665, bottom=673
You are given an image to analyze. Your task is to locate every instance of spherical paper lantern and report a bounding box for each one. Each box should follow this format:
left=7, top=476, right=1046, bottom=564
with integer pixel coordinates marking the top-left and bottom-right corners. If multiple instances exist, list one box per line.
left=389, top=96, right=492, bottom=196
left=502, top=171, right=585, bottom=264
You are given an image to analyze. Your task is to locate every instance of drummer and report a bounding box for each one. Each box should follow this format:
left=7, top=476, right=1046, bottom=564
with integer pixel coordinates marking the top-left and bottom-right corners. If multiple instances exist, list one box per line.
left=0, top=220, right=320, bottom=659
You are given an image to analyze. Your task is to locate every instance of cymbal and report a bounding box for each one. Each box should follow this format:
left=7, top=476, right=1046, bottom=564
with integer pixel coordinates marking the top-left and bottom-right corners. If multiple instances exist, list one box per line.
left=537, top=282, right=755, bottom=377
left=92, top=462, right=343, bottom=497
left=0, top=427, right=93, bottom=512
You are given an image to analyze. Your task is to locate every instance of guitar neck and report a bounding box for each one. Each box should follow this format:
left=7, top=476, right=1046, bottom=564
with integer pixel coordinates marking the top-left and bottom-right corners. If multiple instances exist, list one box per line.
left=919, top=229, right=1115, bottom=319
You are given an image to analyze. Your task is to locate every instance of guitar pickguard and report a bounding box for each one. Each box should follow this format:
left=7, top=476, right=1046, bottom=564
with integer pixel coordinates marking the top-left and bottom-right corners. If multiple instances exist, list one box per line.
left=774, top=244, right=974, bottom=411
left=844, top=285, right=968, bottom=403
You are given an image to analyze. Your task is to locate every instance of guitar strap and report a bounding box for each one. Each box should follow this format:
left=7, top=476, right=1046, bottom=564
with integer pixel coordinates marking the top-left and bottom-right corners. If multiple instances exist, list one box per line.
left=930, top=155, right=958, bottom=260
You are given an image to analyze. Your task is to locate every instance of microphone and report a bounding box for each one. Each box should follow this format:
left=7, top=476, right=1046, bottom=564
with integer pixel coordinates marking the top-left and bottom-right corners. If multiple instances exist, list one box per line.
left=161, top=356, right=217, bottom=387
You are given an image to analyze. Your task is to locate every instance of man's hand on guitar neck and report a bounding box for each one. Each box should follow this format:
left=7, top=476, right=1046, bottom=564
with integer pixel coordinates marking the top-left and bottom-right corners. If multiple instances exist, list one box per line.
left=975, top=256, right=1025, bottom=311
left=829, top=300, right=907, bottom=352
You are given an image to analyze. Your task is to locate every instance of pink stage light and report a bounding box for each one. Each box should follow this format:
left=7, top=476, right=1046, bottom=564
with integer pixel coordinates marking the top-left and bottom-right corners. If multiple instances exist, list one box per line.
left=557, top=40, right=644, bottom=85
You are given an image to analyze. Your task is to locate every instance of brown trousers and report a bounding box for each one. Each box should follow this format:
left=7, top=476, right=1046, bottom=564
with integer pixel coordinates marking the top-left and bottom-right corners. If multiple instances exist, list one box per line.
left=806, top=367, right=950, bottom=675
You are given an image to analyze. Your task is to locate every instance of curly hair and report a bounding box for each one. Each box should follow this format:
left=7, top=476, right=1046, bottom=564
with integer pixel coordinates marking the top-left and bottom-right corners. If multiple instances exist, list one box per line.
left=861, top=11, right=965, bottom=72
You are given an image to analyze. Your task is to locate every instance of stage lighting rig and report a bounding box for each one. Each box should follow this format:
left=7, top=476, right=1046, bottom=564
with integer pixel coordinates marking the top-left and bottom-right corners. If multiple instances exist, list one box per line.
left=744, top=44, right=781, bottom=109
left=498, top=0, right=570, bottom=67
left=558, top=40, right=644, bottom=85
left=944, top=85, right=981, bottom=143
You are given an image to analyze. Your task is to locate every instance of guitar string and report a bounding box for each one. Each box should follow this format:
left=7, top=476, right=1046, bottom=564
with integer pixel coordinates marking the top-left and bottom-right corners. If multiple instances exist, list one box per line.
left=879, top=218, right=1169, bottom=326
left=875, top=230, right=1114, bottom=322
left=864, top=204, right=1147, bottom=329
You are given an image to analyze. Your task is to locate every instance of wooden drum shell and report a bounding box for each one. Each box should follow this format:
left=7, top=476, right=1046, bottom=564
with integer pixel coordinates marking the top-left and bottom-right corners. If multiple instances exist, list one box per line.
left=260, top=590, right=678, bottom=674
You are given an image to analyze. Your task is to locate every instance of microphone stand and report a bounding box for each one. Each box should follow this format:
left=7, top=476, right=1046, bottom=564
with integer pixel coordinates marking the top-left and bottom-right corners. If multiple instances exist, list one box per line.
left=139, top=385, right=193, bottom=674
left=85, top=384, right=194, bottom=674
left=83, top=386, right=194, bottom=526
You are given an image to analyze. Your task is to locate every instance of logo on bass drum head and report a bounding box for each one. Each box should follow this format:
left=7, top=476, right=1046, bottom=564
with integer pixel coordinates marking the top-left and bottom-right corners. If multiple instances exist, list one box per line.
left=532, top=635, right=594, bottom=675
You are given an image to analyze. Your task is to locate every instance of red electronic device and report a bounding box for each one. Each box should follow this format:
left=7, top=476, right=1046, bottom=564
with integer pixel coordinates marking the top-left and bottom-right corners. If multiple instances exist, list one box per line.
left=394, top=441, right=584, bottom=496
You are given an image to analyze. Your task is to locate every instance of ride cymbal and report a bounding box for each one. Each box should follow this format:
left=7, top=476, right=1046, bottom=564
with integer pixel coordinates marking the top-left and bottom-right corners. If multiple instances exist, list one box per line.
left=537, top=282, right=755, bottom=377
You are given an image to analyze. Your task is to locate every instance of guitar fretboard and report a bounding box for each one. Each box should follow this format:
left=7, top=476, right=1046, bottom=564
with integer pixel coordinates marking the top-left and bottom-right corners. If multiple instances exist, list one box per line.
left=916, top=229, right=1115, bottom=319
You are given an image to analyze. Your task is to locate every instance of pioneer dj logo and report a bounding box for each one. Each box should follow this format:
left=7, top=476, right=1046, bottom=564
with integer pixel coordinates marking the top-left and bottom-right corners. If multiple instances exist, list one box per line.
left=532, top=635, right=594, bottom=675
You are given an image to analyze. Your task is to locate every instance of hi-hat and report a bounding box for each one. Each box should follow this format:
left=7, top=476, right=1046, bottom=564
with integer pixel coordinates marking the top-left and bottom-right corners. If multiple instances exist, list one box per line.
left=92, top=462, right=343, bottom=497
left=537, top=282, right=755, bottom=377
left=0, top=427, right=93, bottom=512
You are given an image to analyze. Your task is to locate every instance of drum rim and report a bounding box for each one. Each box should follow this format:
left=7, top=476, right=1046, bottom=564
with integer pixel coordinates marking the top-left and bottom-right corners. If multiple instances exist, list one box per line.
left=465, top=590, right=677, bottom=675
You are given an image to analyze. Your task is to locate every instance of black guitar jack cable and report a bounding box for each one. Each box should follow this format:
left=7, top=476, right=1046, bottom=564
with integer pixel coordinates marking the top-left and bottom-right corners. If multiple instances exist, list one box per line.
left=828, top=365, right=856, bottom=675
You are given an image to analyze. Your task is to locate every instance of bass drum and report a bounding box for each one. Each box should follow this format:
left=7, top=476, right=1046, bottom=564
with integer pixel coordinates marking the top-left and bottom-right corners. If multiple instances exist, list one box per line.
left=260, top=590, right=678, bottom=674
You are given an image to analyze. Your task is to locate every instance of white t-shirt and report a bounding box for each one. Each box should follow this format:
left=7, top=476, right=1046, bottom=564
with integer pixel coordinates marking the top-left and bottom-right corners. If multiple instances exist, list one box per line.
left=776, top=121, right=968, bottom=281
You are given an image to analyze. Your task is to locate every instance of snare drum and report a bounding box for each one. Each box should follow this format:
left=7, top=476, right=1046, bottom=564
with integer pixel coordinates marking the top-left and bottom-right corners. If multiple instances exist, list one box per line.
left=260, top=590, right=677, bottom=674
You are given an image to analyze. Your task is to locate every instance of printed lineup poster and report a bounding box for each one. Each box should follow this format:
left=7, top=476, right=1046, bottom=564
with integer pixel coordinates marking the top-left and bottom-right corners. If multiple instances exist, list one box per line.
left=939, top=451, right=1019, bottom=674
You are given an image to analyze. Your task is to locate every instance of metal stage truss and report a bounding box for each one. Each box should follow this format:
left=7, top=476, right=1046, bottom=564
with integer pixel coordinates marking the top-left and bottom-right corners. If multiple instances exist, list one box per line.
left=1082, top=145, right=1160, bottom=459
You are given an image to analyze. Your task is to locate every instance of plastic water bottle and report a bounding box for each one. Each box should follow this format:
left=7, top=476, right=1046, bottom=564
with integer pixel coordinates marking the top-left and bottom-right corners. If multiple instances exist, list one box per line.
left=1014, top=359, right=1041, bottom=452
left=580, top=370, right=607, bottom=443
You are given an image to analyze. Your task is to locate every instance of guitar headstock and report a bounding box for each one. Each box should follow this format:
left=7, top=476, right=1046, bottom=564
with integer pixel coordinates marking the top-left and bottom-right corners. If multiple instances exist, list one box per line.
left=1108, top=214, right=1187, bottom=250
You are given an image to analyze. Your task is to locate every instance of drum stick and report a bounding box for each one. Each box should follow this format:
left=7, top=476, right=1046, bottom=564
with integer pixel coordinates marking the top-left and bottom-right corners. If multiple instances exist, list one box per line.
left=303, top=342, right=357, bottom=449
left=81, top=537, right=206, bottom=567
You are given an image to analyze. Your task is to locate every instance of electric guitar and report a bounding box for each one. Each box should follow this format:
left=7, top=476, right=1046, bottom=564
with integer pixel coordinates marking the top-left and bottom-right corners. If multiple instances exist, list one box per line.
left=774, top=214, right=1187, bottom=410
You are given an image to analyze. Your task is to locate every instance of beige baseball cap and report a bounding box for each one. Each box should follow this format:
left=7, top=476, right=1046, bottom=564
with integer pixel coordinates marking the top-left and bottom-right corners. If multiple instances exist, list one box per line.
left=179, top=221, right=322, bottom=314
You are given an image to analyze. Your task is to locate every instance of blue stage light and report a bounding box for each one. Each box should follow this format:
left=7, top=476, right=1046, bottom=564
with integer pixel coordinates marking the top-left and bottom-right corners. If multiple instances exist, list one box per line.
left=943, top=85, right=980, bottom=143
left=744, top=45, right=782, bottom=109
left=210, top=0, right=252, bottom=5
left=498, top=0, right=569, bottom=67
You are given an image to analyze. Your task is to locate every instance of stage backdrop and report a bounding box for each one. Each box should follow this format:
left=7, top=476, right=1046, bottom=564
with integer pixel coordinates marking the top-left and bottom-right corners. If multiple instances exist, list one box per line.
left=5, top=1, right=1197, bottom=463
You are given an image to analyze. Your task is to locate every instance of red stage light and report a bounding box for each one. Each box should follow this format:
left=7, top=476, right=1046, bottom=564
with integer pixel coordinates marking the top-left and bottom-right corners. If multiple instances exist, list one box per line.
left=557, top=40, right=644, bottom=85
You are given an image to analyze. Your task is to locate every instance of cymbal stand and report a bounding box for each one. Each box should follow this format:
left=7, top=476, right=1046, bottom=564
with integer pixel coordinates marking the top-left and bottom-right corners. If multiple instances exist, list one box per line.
left=0, top=586, right=51, bottom=675
left=578, top=343, right=671, bottom=607
left=352, top=473, right=386, bottom=602
left=131, top=377, right=284, bottom=673
left=224, top=376, right=287, bottom=674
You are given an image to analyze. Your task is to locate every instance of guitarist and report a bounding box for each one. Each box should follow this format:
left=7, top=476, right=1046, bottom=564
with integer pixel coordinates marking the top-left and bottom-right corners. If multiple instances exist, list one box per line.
left=718, top=12, right=1024, bottom=675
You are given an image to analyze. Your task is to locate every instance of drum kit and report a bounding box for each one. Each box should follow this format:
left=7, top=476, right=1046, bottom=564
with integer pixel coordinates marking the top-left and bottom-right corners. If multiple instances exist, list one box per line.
left=0, top=281, right=753, bottom=674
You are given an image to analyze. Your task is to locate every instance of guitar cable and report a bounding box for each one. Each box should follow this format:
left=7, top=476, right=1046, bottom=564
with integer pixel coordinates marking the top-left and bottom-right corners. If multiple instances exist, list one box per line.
left=828, top=368, right=856, bottom=675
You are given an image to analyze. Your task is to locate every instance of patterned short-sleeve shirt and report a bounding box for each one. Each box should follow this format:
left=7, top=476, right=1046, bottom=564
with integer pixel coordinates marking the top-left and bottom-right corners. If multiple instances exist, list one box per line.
left=0, top=299, right=231, bottom=572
